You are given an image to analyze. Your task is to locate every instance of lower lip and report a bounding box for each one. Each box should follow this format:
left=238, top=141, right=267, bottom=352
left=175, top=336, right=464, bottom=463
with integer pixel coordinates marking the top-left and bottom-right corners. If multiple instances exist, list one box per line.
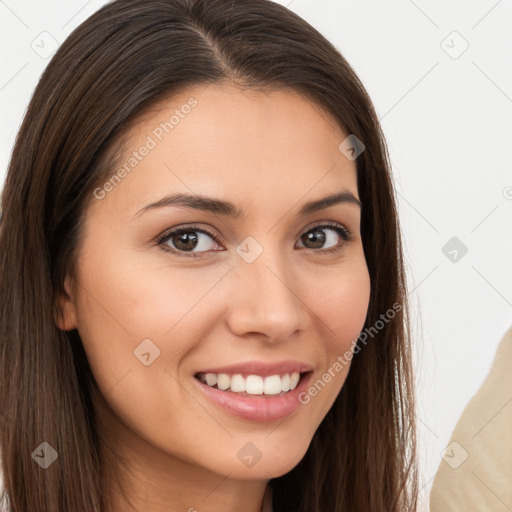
left=193, top=372, right=313, bottom=422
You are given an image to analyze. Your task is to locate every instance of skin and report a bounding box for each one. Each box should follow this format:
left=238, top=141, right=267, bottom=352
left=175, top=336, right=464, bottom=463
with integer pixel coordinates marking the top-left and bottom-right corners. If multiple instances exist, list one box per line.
left=56, top=83, right=371, bottom=512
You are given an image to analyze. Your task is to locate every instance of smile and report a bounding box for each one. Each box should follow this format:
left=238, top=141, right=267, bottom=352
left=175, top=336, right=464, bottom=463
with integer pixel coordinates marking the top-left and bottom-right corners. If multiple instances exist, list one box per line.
left=193, top=370, right=313, bottom=422
left=195, top=371, right=302, bottom=396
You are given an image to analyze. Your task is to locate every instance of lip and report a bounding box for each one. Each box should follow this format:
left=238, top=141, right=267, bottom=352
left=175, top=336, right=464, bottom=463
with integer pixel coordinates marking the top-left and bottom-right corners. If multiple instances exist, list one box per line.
left=194, top=360, right=313, bottom=378
left=193, top=370, right=313, bottom=422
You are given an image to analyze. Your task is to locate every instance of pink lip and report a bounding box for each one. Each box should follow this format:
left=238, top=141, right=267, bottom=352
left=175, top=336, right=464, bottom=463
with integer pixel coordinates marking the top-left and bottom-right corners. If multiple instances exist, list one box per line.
left=195, top=360, right=313, bottom=378
left=193, top=371, right=313, bottom=422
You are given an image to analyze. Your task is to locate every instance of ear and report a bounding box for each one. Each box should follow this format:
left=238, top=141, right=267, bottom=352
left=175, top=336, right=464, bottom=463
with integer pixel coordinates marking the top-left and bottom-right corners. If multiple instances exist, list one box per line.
left=55, top=275, right=78, bottom=331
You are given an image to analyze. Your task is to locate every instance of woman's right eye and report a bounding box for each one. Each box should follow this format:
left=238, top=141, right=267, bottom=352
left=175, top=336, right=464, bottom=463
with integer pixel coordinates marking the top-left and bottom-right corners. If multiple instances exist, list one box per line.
left=157, top=226, right=225, bottom=258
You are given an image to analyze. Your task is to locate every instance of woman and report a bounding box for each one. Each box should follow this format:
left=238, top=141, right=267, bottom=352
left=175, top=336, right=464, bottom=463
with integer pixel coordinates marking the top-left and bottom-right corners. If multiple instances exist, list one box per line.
left=0, top=1, right=417, bottom=510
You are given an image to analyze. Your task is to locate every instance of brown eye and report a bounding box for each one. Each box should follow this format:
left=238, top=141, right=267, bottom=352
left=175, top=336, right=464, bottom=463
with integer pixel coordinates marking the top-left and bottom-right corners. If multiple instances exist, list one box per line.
left=297, top=223, right=351, bottom=251
left=159, top=226, right=223, bottom=256
left=170, top=230, right=200, bottom=251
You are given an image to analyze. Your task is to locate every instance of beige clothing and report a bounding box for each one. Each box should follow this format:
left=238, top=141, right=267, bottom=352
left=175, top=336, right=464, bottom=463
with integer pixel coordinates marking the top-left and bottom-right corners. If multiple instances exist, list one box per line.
left=430, top=325, right=512, bottom=511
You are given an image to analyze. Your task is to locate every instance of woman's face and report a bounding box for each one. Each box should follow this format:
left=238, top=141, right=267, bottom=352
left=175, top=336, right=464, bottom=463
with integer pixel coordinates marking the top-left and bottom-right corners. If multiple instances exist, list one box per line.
left=58, top=84, right=370, bottom=481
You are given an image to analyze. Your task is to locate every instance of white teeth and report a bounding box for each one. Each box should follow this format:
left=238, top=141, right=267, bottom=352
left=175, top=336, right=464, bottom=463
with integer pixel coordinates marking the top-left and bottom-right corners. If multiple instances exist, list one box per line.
left=205, top=373, right=217, bottom=386
left=281, top=373, right=290, bottom=392
left=245, top=375, right=264, bottom=394
left=289, top=372, right=300, bottom=390
left=198, top=371, right=303, bottom=395
left=263, top=375, right=282, bottom=395
left=217, top=373, right=230, bottom=390
left=230, top=374, right=245, bottom=392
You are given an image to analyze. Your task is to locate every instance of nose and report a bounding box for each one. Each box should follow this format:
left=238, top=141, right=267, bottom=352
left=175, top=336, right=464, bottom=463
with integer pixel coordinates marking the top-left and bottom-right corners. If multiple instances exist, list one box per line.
left=225, top=246, right=309, bottom=343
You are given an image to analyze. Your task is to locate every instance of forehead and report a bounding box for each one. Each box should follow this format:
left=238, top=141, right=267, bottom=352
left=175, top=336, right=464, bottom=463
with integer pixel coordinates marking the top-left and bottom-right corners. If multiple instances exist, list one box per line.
left=91, top=83, right=358, bottom=218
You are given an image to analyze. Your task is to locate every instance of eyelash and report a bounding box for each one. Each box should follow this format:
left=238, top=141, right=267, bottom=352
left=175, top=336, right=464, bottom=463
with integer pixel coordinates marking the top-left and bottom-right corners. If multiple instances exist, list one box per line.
left=156, top=221, right=353, bottom=259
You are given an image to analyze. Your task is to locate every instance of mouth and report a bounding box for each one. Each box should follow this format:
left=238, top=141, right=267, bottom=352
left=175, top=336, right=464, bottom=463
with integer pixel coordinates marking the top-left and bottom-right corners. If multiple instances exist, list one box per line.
left=193, top=370, right=312, bottom=397
left=193, top=370, right=313, bottom=422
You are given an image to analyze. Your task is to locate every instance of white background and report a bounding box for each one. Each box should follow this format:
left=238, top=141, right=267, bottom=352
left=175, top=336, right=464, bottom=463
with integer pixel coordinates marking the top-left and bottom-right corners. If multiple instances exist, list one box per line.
left=1, top=1, right=511, bottom=510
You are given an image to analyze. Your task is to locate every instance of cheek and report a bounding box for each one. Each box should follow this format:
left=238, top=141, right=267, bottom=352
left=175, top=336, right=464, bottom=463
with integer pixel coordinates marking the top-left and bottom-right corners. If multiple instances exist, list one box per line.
left=290, top=258, right=370, bottom=438
left=73, top=247, right=230, bottom=383
left=311, top=259, right=371, bottom=354
left=77, top=235, right=222, bottom=332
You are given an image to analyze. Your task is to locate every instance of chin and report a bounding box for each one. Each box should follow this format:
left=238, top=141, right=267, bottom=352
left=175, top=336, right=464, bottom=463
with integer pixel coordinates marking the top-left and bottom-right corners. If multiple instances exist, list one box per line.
left=206, top=434, right=312, bottom=480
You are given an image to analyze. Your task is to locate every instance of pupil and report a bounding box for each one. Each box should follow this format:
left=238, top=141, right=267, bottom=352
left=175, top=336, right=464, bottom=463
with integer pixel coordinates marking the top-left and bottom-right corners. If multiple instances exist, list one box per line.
left=174, top=231, right=198, bottom=251
left=304, top=229, right=325, bottom=249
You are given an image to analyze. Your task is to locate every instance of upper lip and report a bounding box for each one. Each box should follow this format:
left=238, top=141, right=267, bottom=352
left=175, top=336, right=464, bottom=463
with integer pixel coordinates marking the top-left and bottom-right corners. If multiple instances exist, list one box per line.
left=195, top=360, right=313, bottom=377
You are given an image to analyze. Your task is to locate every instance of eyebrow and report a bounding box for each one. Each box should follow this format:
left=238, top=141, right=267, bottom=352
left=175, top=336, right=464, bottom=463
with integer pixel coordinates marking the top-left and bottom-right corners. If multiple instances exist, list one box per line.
left=133, top=189, right=362, bottom=219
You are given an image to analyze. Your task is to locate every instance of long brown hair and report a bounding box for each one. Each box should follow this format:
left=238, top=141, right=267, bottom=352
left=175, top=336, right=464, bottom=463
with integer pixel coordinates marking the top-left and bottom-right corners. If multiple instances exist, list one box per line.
left=0, top=0, right=417, bottom=510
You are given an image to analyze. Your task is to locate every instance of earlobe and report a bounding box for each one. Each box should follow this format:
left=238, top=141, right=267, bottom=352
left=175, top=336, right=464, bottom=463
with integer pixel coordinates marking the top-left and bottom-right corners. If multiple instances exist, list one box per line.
left=55, top=275, right=78, bottom=331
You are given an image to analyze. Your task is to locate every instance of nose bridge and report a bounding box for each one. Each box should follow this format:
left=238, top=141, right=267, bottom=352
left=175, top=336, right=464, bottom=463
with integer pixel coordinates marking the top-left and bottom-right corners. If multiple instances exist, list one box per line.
left=227, top=239, right=306, bottom=340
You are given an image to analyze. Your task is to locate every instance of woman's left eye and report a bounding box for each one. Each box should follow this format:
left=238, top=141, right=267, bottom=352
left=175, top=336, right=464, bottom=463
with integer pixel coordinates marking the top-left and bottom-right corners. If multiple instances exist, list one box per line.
left=157, top=222, right=352, bottom=258
left=296, top=223, right=352, bottom=252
